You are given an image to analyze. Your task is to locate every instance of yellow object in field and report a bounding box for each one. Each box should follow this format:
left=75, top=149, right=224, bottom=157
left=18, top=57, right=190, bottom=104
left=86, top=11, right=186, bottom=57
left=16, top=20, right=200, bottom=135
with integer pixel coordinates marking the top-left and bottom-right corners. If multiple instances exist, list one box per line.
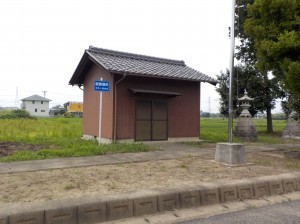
left=66, top=102, right=83, bottom=113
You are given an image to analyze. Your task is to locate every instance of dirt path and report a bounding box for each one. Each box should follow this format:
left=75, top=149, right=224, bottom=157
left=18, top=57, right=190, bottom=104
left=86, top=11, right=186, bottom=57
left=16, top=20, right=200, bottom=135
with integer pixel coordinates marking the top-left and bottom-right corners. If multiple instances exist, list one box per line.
left=1, top=153, right=299, bottom=205
left=0, top=142, right=54, bottom=157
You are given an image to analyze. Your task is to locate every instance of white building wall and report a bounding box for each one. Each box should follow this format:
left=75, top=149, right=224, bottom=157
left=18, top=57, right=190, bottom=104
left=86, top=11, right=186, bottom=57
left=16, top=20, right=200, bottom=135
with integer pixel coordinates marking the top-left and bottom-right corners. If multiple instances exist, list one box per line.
left=22, top=100, right=50, bottom=117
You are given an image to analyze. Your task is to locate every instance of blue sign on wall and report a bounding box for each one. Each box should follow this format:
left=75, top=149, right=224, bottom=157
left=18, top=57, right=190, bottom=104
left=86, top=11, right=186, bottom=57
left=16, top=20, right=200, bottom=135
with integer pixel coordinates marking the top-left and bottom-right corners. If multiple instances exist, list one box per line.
left=94, top=80, right=110, bottom=92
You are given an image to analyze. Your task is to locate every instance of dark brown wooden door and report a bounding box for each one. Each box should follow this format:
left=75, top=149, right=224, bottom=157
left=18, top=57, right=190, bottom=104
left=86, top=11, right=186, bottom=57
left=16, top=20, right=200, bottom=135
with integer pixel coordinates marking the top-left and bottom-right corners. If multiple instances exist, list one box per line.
left=135, top=100, right=152, bottom=141
left=135, top=100, right=168, bottom=141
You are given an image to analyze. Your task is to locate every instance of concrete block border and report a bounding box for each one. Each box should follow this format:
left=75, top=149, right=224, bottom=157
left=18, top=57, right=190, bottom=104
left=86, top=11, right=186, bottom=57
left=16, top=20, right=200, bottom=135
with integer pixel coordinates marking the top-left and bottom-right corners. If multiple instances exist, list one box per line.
left=133, top=196, right=157, bottom=217
left=253, top=178, right=270, bottom=198
left=1, top=172, right=299, bottom=224
left=78, top=202, right=106, bottom=224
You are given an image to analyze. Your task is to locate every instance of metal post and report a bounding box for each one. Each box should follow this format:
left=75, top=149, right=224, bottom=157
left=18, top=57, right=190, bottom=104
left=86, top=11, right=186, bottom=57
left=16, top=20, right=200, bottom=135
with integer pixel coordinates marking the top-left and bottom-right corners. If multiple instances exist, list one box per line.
left=228, top=0, right=236, bottom=143
left=98, top=77, right=103, bottom=145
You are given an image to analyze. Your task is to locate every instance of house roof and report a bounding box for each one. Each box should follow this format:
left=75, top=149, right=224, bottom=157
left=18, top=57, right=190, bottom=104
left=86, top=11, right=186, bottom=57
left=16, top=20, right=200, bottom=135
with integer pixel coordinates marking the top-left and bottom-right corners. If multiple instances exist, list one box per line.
left=69, top=46, right=218, bottom=85
left=21, top=94, right=51, bottom=102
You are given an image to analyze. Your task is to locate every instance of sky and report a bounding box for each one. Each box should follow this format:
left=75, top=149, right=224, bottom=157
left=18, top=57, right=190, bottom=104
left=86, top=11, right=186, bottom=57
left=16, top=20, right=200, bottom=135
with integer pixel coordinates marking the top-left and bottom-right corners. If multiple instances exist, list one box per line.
left=0, top=0, right=279, bottom=113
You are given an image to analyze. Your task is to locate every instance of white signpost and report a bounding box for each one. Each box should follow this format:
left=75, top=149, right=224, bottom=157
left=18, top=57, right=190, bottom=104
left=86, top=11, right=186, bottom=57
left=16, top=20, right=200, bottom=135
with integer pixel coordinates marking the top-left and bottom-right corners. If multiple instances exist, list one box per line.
left=94, top=79, right=110, bottom=145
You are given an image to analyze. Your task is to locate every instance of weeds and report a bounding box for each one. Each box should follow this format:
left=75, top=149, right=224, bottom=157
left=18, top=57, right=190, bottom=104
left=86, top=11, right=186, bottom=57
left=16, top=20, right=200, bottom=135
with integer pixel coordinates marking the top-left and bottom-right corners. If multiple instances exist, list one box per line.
left=247, top=204, right=257, bottom=209
left=106, top=182, right=117, bottom=190
left=160, top=165, right=167, bottom=172
left=64, top=183, right=76, bottom=190
left=0, top=109, right=35, bottom=119
left=0, top=118, right=155, bottom=162
left=179, top=163, right=188, bottom=169
left=286, top=161, right=300, bottom=169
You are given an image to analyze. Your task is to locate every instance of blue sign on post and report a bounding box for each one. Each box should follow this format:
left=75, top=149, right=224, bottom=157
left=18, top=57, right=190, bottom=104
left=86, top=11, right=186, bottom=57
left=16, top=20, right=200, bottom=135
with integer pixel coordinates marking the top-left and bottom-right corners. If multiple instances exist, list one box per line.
left=94, top=80, right=110, bottom=92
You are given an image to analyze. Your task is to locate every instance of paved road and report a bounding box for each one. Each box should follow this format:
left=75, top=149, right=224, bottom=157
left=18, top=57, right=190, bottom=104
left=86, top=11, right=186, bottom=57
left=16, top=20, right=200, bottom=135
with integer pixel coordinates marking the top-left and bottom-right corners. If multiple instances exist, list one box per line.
left=178, top=200, right=300, bottom=224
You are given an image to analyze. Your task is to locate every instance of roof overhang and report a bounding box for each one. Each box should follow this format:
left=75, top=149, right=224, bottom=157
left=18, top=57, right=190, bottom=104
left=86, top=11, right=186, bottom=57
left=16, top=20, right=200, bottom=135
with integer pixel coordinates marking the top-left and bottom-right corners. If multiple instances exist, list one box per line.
left=69, top=47, right=219, bottom=86
left=129, top=88, right=183, bottom=97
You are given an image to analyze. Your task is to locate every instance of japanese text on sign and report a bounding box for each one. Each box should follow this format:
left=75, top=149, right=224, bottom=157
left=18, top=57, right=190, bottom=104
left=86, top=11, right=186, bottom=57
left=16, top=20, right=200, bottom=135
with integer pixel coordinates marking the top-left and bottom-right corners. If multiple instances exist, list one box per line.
left=94, top=80, right=110, bottom=92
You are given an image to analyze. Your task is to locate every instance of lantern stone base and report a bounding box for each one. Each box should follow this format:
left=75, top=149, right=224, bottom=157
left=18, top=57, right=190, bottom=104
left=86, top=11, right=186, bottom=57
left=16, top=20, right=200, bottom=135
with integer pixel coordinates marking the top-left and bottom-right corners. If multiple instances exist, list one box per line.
left=215, top=143, right=246, bottom=165
left=282, top=112, right=300, bottom=139
left=234, top=117, right=257, bottom=141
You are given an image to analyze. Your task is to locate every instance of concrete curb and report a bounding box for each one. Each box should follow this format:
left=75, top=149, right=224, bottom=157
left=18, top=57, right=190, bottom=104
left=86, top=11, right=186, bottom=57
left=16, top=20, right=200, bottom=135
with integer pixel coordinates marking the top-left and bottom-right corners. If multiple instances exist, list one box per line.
left=1, top=172, right=300, bottom=224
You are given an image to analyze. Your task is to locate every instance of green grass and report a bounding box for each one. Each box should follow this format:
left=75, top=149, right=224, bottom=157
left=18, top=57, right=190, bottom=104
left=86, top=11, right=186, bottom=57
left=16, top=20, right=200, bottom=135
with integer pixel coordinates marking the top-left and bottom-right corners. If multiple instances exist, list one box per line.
left=253, top=119, right=286, bottom=144
left=200, top=118, right=287, bottom=144
left=200, top=119, right=233, bottom=142
left=179, top=163, right=188, bottom=169
left=0, top=117, right=154, bottom=162
left=0, top=117, right=81, bottom=144
left=0, top=117, right=296, bottom=162
left=64, top=183, right=77, bottom=190
left=0, top=110, right=13, bottom=117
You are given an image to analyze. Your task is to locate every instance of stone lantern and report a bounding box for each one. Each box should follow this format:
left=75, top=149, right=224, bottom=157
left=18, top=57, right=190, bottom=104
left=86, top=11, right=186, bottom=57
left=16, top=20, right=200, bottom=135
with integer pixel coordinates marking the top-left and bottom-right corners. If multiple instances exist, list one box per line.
left=282, top=111, right=300, bottom=139
left=234, top=91, right=257, bottom=141
left=239, top=91, right=252, bottom=118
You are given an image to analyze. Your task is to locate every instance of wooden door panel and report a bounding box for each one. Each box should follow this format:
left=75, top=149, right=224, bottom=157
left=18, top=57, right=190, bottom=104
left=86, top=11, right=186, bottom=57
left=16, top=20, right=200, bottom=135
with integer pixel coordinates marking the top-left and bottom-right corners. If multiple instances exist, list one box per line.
left=152, top=101, right=168, bottom=140
left=152, top=101, right=167, bottom=120
left=152, top=121, right=167, bottom=140
left=136, top=100, right=151, bottom=120
left=135, top=100, right=168, bottom=141
left=136, top=121, right=151, bottom=141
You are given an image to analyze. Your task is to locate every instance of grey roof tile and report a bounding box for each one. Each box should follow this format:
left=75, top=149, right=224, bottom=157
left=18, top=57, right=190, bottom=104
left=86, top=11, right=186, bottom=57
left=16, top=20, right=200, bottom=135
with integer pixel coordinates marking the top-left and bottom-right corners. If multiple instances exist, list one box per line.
left=89, top=47, right=217, bottom=84
left=70, top=46, right=218, bottom=85
left=21, top=94, right=51, bottom=102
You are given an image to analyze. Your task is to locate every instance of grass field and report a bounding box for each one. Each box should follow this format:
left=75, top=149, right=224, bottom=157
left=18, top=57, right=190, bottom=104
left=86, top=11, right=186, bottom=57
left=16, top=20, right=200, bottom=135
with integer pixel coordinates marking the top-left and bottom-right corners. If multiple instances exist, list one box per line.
left=0, top=117, right=153, bottom=162
left=0, top=117, right=294, bottom=162
left=200, top=118, right=287, bottom=144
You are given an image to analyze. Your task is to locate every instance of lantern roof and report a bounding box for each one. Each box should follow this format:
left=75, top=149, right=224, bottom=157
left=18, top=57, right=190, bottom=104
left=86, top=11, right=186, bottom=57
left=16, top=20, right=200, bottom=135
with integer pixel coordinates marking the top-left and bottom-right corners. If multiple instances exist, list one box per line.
left=238, top=91, right=253, bottom=101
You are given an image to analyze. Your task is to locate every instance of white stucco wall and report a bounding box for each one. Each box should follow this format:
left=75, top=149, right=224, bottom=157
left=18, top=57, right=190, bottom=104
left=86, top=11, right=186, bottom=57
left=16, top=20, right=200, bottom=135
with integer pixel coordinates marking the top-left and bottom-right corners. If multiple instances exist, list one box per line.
left=21, top=100, right=50, bottom=117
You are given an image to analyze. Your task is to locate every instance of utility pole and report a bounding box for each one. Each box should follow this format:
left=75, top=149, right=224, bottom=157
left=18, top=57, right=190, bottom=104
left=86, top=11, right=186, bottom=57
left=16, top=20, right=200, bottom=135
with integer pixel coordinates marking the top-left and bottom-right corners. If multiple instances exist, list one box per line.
left=228, top=0, right=236, bottom=143
left=42, top=91, right=47, bottom=98
left=14, top=86, right=19, bottom=108
left=215, top=0, right=245, bottom=166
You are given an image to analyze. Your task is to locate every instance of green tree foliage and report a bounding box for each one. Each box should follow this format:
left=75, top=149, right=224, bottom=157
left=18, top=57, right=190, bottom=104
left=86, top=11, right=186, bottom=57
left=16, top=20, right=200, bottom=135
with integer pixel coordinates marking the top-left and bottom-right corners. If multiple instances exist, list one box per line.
left=0, top=109, right=35, bottom=119
left=216, top=65, right=279, bottom=118
left=217, top=0, right=285, bottom=132
left=235, top=0, right=256, bottom=63
left=244, top=0, right=300, bottom=116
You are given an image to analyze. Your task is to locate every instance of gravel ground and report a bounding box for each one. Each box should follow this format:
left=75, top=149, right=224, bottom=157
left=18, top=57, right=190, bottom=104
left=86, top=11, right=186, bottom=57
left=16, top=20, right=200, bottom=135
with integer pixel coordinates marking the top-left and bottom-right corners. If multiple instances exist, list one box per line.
left=0, top=152, right=299, bottom=204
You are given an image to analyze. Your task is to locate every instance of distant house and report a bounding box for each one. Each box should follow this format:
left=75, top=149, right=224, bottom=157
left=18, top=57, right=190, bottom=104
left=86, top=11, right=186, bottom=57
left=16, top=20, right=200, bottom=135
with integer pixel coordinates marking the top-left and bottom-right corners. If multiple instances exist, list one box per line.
left=64, top=102, right=83, bottom=117
left=69, top=46, right=217, bottom=143
left=20, top=94, right=51, bottom=117
left=49, top=105, right=66, bottom=116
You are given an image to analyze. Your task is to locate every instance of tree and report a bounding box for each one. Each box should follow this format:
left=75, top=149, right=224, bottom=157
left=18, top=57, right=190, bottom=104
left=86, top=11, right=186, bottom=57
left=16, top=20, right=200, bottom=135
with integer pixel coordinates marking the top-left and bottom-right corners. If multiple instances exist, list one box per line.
left=50, top=105, right=66, bottom=116
left=217, top=0, right=285, bottom=132
left=216, top=65, right=279, bottom=120
left=201, top=112, right=211, bottom=118
left=235, top=0, right=256, bottom=64
left=0, top=109, right=34, bottom=119
left=244, top=0, right=300, bottom=117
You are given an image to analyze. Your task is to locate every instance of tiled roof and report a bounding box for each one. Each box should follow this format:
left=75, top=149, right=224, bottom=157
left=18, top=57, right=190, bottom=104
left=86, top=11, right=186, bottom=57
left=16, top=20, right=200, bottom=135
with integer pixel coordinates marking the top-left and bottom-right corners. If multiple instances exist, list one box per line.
left=69, top=46, right=217, bottom=85
left=21, top=94, right=51, bottom=102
